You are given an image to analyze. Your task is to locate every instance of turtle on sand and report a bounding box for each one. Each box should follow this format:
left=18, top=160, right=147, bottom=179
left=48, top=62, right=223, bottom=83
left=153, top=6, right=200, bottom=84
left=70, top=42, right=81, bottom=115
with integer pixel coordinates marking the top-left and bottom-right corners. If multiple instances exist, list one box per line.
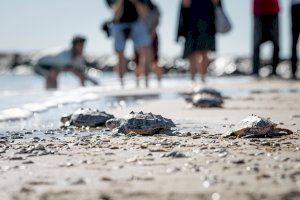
left=223, top=115, right=293, bottom=138
left=105, top=111, right=176, bottom=135
left=61, top=108, right=114, bottom=128
left=184, top=87, right=224, bottom=108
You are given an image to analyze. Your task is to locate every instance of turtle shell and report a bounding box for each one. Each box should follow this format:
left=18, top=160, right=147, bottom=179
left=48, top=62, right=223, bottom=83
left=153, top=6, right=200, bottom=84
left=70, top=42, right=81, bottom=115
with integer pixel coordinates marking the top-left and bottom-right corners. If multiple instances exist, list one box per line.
left=67, top=108, right=114, bottom=128
left=193, top=87, right=223, bottom=99
left=119, top=111, right=175, bottom=135
left=239, top=115, right=274, bottom=130
left=225, top=115, right=276, bottom=137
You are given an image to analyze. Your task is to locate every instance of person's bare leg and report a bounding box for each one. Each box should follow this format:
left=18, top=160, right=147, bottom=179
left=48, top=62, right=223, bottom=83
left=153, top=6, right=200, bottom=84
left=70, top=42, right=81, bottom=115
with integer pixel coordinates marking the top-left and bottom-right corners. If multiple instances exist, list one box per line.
left=148, top=46, right=162, bottom=86
left=135, top=64, right=141, bottom=88
left=198, top=51, right=209, bottom=83
left=78, top=76, right=85, bottom=87
left=150, top=46, right=161, bottom=84
left=71, top=70, right=85, bottom=86
left=189, top=53, right=197, bottom=82
left=152, top=62, right=162, bottom=85
left=145, top=48, right=151, bottom=88
left=117, top=51, right=126, bottom=87
left=137, top=47, right=151, bottom=88
left=134, top=54, right=142, bottom=88
left=46, top=70, right=58, bottom=89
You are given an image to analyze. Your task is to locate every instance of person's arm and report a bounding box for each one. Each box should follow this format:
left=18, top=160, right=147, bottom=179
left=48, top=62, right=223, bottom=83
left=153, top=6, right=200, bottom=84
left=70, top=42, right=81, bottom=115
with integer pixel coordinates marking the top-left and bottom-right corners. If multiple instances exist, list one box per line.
left=149, top=10, right=160, bottom=40
left=131, top=0, right=149, bottom=18
left=112, top=0, right=124, bottom=21
left=64, top=67, right=99, bottom=86
left=84, top=59, right=102, bottom=71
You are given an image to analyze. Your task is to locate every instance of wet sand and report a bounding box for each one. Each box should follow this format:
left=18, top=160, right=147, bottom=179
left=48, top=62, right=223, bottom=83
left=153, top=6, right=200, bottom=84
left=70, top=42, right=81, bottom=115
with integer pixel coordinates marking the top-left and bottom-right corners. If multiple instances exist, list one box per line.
left=0, top=78, right=300, bottom=200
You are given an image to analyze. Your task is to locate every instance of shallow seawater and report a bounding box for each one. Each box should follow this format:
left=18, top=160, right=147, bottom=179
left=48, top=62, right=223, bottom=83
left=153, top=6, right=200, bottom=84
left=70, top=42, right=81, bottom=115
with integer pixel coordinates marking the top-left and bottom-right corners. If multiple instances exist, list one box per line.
left=0, top=94, right=155, bottom=132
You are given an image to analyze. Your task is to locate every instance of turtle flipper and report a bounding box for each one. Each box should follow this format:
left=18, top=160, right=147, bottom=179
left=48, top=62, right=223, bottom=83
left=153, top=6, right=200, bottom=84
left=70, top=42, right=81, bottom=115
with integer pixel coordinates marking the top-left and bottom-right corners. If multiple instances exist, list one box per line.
left=222, top=131, right=234, bottom=138
left=274, top=128, right=294, bottom=135
left=115, top=125, right=127, bottom=134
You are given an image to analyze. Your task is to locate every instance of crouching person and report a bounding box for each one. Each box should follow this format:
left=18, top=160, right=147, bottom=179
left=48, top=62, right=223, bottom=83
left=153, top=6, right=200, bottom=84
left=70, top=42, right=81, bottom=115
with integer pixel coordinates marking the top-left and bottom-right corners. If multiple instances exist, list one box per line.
left=32, top=35, right=99, bottom=89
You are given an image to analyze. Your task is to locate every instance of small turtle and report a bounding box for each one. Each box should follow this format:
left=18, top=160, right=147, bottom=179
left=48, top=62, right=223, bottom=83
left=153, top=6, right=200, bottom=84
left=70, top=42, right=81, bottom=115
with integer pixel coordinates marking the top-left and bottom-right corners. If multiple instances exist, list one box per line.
left=105, top=111, right=176, bottom=135
left=61, top=108, right=114, bottom=128
left=223, top=115, right=293, bottom=138
left=184, top=87, right=223, bottom=108
left=191, top=94, right=223, bottom=108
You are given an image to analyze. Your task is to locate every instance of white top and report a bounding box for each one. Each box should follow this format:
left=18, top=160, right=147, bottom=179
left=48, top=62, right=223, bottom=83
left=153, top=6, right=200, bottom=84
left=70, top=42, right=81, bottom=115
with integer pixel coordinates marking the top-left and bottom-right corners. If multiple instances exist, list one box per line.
left=32, top=47, right=86, bottom=71
left=293, top=0, right=300, bottom=5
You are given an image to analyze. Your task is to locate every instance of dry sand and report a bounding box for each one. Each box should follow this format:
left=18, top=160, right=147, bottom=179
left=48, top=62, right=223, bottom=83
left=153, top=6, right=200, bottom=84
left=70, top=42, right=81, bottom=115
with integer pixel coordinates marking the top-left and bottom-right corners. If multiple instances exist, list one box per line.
left=0, top=79, right=299, bottom=200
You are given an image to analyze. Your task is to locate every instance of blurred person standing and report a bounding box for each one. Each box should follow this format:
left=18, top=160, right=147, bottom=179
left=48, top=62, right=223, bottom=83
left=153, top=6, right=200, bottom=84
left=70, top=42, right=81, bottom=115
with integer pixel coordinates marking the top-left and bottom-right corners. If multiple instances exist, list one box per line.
left=252, top=0, right=280, bottom=77
left=134, top=0, right=162, bottom=86
left=291, top=0, right=300, bottom=80
left=32, top=36, right=98, bottom=89
left=177, top=0, right=219, bottom=83
left=106, top=0, right=151, bottom=87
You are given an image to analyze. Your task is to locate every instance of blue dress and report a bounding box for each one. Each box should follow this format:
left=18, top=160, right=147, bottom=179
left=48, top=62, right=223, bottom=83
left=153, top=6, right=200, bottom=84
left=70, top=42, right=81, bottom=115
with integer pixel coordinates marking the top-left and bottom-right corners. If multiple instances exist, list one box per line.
left=183, top=0, right=216, bottom=58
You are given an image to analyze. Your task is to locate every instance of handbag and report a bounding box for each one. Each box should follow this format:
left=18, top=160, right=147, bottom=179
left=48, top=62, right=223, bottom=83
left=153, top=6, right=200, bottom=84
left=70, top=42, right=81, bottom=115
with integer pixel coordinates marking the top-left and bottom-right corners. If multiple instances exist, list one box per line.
left=215, top=4, right=232, bottom=34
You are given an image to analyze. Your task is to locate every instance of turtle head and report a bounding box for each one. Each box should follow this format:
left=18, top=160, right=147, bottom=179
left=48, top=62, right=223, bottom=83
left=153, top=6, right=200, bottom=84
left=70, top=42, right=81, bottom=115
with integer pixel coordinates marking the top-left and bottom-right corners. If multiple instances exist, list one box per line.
left=106, top=118, right=122, bottom=130
left=222, top=131, right=234, bottom=138
left=61, top=114, right=72, bottom=124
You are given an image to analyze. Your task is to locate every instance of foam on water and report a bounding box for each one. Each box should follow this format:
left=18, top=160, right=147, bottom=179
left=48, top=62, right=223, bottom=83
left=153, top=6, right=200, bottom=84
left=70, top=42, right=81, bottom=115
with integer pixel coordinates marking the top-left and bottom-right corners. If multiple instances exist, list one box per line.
left=0, top=108, right=33, bottom=121
left=1, top=92, right=104, bottom=122
left=23, top=103, right=49, bottom=113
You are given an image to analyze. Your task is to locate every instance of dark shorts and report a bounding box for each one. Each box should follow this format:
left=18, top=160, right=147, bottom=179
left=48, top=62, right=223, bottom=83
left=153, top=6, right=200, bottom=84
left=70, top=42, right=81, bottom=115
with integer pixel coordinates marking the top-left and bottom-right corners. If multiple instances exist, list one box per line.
left=110, top=21, right=150, bottom=52
left=34, top=64, right=59, bottom=77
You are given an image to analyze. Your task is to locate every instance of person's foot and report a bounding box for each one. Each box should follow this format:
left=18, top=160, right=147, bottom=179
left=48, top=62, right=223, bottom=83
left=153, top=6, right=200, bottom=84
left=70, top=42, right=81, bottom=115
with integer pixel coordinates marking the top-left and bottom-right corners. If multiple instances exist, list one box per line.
left=267, top=71, right=278, bottom=79
left=250, top=71, right=259, bottom=77
left=157, top=79, right=161, bottom=88
left=145, top=78, right=149, bottom=88
left=200, top=75, right=206, bottom=84
left=120, top=78, right=124, bottom=88
left=271, top=70, right=277, bottom=76
left=191, top=76, right=195, bottom=83
left=291, top=74, right=298, bottom=80
left=136, top=78, right=140, bottom=88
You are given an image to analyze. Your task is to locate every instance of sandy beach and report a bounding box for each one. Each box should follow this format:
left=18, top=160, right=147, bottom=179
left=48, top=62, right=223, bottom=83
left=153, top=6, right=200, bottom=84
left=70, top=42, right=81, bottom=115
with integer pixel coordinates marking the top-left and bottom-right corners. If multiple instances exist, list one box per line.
left=1, top=0, right=300, bottom=199
left=0, top=78, right=299, bottom=200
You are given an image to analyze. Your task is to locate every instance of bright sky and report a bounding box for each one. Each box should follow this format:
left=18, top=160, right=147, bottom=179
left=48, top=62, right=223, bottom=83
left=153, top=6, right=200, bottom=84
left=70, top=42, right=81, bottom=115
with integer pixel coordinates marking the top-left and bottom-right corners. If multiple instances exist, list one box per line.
left=0, top=0, right=295, bottom=58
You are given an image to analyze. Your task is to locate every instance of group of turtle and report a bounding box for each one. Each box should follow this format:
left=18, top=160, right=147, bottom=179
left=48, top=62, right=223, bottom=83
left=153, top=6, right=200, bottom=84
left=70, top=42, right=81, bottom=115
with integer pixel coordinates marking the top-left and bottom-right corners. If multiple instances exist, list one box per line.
left=60, top=87, right=293, bottom=138
left=61, top=109, right=176, bottom=135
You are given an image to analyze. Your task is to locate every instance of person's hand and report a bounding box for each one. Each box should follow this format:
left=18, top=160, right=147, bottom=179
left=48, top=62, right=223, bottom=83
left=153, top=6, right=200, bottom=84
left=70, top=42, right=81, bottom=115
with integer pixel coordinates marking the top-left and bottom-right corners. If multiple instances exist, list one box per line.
left=113, top=0, right=124, bottom=21
left=182, top=0, right=191, bottom=8
left=211, top=0, right=220, bottom=5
